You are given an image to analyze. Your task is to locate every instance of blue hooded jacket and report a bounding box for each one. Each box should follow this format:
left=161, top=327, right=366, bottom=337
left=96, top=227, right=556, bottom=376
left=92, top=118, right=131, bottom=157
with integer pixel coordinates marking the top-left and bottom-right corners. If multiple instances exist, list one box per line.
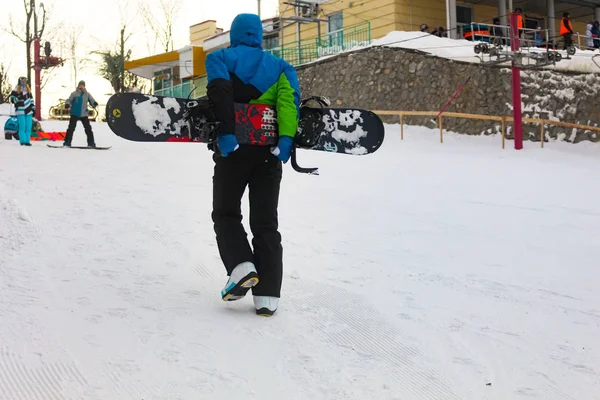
left=205, top=13, right=301, bottom=137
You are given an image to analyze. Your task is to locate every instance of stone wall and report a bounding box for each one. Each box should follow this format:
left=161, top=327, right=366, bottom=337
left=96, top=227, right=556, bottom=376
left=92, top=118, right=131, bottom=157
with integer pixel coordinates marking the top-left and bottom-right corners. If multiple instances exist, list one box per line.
left=296, top=47, right=600, bottom=142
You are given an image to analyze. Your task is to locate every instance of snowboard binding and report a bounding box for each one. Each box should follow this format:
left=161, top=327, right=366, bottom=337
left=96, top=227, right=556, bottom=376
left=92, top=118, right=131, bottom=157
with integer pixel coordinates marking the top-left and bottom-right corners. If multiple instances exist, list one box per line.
left=290, top=96, right=331, bottom=175
left=184, top=99, right=220, bottom=143
left=295, top=96, right=329, bottom=149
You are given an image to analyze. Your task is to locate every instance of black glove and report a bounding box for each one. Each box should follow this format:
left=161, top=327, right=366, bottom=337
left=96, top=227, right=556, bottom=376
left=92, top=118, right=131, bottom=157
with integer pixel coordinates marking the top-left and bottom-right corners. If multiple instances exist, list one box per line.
left=93, top=102, right=98, bottom=108
left=64, top=103, right=70, bottom=109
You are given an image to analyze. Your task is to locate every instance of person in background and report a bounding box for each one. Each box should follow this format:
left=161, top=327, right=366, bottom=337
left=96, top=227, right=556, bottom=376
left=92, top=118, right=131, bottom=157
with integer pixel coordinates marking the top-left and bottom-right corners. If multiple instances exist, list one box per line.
left=64, top=80, right=98, bottom=147
left=514, top=7, right=525, bottom=39
left=431, top=26, right=446, bottom=38
left=9, top=76, right=35, bottom=146
left=585, top=21, right=594, bottom=49
left=560, top=12, right=574, bottom=50
left=533, top=26, right=545, bottom=47
left=592, top=21, right=600, bottom=49
left=489, top=17, right=506, bottom=45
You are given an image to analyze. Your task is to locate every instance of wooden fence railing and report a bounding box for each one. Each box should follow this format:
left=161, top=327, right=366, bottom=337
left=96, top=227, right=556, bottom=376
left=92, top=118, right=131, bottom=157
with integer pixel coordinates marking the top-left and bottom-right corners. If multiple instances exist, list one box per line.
left=373, top=110, right=600, bottom=149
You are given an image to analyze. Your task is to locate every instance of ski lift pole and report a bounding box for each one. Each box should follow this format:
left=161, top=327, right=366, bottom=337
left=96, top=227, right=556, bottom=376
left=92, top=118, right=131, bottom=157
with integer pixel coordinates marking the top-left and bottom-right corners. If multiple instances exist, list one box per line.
left=510, top=12, right=523, bottom=150
left=34, top=36, right=42, bottom=121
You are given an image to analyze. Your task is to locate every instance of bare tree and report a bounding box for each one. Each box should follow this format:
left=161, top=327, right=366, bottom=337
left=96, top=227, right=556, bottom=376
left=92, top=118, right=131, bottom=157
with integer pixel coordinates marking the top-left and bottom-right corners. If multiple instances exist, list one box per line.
left=40, top=63, right=61, bottom=90
left=63, top=24, right=90, bottom=87
left=139, top=0, right=182, bottom=54
left=0, top=63, right=13, bottom=104
left=6, top=0, right=49, bottom=85
left=94, top=25, right=147, bottom=94
left=38, top=23, right=62, bottom=90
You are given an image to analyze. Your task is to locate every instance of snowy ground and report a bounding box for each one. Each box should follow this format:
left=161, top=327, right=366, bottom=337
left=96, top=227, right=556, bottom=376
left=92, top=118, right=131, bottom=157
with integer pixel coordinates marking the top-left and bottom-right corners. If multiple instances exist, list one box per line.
left=1, top=120, right=599, bottom=400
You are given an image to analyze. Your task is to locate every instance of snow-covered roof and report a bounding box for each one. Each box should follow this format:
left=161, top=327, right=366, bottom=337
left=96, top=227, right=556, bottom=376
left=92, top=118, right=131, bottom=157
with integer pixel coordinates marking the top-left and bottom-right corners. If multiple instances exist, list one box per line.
left=364, top=31, right=600, bottom=74
left=305, top=31, right=600, bottom=74
left=203, top=31, right=230, bottom=53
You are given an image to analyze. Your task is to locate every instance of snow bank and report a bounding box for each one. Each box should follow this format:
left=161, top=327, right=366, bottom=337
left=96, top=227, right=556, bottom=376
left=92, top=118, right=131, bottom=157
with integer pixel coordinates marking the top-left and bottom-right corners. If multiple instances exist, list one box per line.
left=0, top=102, right=14, bottom=116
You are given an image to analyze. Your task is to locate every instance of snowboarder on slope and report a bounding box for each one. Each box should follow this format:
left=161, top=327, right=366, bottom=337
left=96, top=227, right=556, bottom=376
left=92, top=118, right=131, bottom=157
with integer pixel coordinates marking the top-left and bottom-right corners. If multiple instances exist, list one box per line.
left=9, top=77, right=35, bottom=146
left=63, top=80, right=99, bottom=147
left=205, top=13, right=301, bottom=316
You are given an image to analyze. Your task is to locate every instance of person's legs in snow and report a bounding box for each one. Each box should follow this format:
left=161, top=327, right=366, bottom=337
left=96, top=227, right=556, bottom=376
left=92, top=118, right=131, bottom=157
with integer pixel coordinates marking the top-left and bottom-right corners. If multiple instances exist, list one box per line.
left=212, top=147, right=259, bottom=301
left=16, top=114, right=26, bottom=145
left=248, top=147, right=283, bottom=316
left=81, top=117, right=96, bottom=146
left=64, top=115, right=78, bottom=146
left=22, top=114, right=32, bottom=145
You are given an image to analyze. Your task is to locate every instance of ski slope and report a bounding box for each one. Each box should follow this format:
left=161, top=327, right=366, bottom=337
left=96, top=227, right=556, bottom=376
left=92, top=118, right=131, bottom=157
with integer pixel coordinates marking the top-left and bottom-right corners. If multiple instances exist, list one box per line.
left=1, top=120, right=599, bottom=399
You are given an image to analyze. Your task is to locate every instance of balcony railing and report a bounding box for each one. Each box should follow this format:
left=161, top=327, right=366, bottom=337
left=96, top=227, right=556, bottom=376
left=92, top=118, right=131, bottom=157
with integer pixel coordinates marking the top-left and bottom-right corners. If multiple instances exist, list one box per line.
left=266, top=22, right=372, bottom=66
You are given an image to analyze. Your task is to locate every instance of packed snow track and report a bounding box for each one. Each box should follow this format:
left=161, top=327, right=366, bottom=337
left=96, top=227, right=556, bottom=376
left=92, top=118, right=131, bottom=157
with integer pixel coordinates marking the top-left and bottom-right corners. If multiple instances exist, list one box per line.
left=1, top=120, right=599, bottom=399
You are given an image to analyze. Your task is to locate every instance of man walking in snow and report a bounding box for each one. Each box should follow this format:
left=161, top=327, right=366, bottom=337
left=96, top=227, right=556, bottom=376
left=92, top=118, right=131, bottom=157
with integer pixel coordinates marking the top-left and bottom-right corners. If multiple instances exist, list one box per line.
left=205, top=13, right=300, bottom=316
left=63, top=80, right=99, bottom=147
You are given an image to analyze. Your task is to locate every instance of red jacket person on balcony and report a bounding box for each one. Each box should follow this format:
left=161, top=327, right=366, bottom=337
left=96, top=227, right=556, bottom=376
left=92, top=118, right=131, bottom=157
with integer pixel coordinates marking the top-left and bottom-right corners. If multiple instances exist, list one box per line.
left=560, top=12, right=574, bottom=50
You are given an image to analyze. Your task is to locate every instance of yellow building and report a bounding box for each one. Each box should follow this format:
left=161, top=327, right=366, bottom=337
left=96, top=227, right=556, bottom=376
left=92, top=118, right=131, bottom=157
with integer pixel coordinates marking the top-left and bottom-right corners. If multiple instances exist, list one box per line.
left=123, top=20, right=226, bottom=98
left=275, top=0, right=597, bottom=48
left=125, top=0, right=600, bottom=96
left=124, top=18, right=282, bottom=97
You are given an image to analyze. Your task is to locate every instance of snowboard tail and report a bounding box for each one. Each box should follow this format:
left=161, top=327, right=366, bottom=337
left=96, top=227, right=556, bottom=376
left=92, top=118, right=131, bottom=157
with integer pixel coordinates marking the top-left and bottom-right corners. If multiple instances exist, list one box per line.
left=105, top=93, right=385, bottom=174
left=106, top=93, right=278, bottom=146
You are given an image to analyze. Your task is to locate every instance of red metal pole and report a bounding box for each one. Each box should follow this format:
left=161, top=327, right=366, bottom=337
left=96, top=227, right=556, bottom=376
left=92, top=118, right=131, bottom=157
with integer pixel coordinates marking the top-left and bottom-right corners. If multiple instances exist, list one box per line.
left=510, top=12, right=523, bottom=150
left=33, top=36, right=42, bottom=121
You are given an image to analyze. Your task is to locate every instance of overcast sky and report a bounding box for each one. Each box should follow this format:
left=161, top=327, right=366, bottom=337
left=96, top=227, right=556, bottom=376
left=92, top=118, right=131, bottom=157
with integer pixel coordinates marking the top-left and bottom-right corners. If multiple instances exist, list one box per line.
left=0, top=0, right=279, bottom=114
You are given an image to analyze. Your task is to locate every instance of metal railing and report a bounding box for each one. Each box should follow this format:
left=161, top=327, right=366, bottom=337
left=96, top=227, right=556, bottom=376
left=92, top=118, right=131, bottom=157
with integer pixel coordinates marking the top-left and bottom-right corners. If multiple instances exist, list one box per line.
left=460, top=21, right=600, bottom=51
left=574, top=32, right=600, bottom=50
left=373, top=110, right=600, bottom=148
left=155, top=81, right=193, bottom=98
left=266, top=22, right=372, bottom=66
left=459, top=22, right=550, bottom=48
left=154, top=76, right=208, bottom=98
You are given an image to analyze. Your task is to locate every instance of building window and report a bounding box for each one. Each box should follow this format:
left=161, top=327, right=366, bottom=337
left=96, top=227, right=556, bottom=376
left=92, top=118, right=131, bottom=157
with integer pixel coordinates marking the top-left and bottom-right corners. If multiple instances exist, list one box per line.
left=172, top=66, right=181, bottom=86
left=153, top=68, right=172, bottom=94
left=327, top=12, right=344, bottom=47
left=456, top=5, right=473, bottom=25
left=153, top=71, right=163, bottom=92
left=525, top=16, right=543, bottom=29
left=263, top=33, right=279, bottom=50
left=328, top=12, right=343, bottom=33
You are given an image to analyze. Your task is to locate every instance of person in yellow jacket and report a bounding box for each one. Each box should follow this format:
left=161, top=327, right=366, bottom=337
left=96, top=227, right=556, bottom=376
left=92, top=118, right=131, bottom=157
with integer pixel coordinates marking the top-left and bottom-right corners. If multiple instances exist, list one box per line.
left=560, top=12, right=574, bottom=50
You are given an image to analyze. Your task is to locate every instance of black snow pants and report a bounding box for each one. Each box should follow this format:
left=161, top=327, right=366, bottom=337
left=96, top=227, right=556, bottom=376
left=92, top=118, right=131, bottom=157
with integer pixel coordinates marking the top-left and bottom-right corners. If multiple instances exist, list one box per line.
left=563, top=33, right=573, bottom=49
left=212, top=145, right=283, bottom=298
left=65, top=115, right=95, bottom=145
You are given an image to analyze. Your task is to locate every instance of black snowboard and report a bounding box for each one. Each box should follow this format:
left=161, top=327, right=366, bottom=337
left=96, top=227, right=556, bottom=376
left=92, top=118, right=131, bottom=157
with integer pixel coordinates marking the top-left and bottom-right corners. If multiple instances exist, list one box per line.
left=105, top=93, right=385, bottom=174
